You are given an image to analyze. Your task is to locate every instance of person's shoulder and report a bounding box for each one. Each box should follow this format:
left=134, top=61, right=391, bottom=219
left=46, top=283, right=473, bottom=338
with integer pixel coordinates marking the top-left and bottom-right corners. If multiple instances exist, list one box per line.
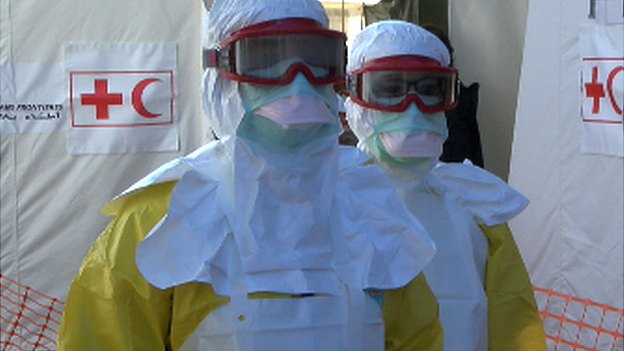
left=73, top=178, right=178, bottom=298
left=117, top=180, right=178, bottom=216
left=429, top=161, right=529, bottom=226
left=96, top=180, right=176, bottom=250
left=432, top=159, right=496, bottom=180
left=101, top=139, right=225, bottom=216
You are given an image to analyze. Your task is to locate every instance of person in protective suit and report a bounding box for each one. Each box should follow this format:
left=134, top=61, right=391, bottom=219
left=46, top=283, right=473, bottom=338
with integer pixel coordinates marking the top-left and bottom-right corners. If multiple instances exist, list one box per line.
left=344, top=20, right=546, bottom=351
left=57, top=2, right=444, bottom=350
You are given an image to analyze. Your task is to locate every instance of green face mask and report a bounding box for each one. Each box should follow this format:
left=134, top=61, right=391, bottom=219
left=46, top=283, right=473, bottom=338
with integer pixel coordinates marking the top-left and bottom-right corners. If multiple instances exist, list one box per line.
left=364, top=103, right=448, bottom=166
left=364, top=133, right=430, bottom=167
left=237, top=112, right=338, bottom=152
left=236, top=73, right=341, bottom=150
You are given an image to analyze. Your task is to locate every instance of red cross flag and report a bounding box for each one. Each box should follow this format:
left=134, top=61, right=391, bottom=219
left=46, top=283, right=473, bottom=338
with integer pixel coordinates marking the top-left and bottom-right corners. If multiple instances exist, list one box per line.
left=579, top=25, right=623, bottom=157
left=582, top=58, right=623, bottom=123
left=70, top=71, right=174, bottom=127
left=64, top=43, right=178, bottom=154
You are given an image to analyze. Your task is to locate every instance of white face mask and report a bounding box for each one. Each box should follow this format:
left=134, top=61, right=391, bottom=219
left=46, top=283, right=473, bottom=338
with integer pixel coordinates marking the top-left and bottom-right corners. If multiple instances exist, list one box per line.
left=254, top=96, right=337, bottom=127
left=379, top=131, right=444, bottom=158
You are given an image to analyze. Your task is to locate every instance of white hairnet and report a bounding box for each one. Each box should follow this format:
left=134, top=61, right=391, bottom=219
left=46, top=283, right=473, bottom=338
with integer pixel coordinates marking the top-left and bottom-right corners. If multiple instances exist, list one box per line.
left=345, top=20, right=451, bottom=152
left=202, top=0, right=329, bottom=137
left=347, top=20, right=450, bottom=73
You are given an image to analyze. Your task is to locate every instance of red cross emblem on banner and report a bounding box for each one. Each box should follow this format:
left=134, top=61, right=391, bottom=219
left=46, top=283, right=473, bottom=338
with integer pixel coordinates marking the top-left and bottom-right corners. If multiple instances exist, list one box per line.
left=69, top=71, right=174, bottom=128
left=581, top=58, right=624, bottom=124
left=80, top=79, right=123, bottom=120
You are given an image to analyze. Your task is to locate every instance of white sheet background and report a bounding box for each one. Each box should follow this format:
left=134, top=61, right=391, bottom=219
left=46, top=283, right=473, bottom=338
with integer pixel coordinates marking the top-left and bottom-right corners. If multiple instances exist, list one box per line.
left=508, top=3, right=623, bottom=347
left=509, top=0, right=623, bottom=312
left=1, top=0, right=209, bottom=323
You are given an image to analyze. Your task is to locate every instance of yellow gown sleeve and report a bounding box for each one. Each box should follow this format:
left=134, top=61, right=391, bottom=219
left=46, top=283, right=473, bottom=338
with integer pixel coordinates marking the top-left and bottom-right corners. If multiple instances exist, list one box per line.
left=382, top=272, right=444, bottom=351
left=482, top=223, right=546, bottom=351
left=57, top=181, right=226, bottom=351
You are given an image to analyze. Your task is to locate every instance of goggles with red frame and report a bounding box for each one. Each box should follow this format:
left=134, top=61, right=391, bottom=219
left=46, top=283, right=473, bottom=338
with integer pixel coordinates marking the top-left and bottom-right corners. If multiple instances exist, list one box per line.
left=204, top=18, right=347, bottom=85
left=347, top=55, right=459, bottom=113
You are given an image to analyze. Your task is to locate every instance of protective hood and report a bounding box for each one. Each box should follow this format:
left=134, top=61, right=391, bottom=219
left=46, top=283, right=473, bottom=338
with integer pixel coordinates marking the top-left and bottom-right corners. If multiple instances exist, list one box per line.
left=202, top=0, right=330, bottom=138
left=345, top=20, right=451, bottom=156
left=347, top=20, right=450, bottom=73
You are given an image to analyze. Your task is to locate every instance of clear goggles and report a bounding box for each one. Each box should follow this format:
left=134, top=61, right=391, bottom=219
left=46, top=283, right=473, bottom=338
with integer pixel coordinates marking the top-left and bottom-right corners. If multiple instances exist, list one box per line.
left=347, top=55, right=459, bottom=113
left=204, top=18, right=347, bottom=85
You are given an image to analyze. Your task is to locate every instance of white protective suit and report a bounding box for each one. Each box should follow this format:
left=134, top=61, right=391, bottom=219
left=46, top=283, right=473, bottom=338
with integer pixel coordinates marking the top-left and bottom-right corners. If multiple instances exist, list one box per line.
left=57, top=3, right=441, bottom=351
left=345, top=21, right=546, bottom=351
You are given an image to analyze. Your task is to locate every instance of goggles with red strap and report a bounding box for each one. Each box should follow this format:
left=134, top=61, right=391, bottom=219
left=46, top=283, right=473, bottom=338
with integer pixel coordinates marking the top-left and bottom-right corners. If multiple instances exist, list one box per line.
left=347, top=55, right=459, bottom=113
left=205, top=18, right=347, bottom=85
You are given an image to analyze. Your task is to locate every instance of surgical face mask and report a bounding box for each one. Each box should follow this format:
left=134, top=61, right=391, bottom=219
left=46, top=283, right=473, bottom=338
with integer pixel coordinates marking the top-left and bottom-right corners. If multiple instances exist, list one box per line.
left=237, top=113, right=334, bottom=151
left=364, top=102, right=448, bottom=166
left=237, top=73, right=341, bottom=150
left=254, top=96, right=336, bottom=126
left=380, top=132, right=444, bottom=158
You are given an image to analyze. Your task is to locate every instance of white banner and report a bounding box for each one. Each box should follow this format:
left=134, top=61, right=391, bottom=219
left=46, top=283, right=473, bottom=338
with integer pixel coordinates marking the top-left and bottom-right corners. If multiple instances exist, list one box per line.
left=64, top=43, right=179, bottom=154
left=579, top=24, right=623, bottom=157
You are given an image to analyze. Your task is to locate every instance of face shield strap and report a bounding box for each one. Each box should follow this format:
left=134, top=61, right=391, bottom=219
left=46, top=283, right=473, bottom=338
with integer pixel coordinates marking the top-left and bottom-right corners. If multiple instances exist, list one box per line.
left=355, top=55, right=444, bottom=72
left=222, top=18, right=334, bottom=45
left=204, top=45, right=234, bottom=70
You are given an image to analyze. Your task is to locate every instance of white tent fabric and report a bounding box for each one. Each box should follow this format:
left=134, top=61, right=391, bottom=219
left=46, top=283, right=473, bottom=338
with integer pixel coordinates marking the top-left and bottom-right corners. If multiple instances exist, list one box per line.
left=509, top=0, right=623, bottom=349
left=1, top=0, right=209, bottom=349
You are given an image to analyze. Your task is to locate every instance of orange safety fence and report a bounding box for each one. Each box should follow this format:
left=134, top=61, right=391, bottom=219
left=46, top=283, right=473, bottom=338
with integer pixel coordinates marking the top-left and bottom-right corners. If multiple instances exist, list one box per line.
left=534, top=286, right=624, bottom=351
left=0, top=274, right=63, bottom=351
left=1, top=273, right=623, bottom=351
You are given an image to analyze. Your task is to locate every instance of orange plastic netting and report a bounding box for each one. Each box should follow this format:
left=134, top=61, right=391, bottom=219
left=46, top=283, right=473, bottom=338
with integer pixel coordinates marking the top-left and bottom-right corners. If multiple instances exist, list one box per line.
left=0, top=274, right=63, bottom=351
left=534, top=286, right=624, bottom=351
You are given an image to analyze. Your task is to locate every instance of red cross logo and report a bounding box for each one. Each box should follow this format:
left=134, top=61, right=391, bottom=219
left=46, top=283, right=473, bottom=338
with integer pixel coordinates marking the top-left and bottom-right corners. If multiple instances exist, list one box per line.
left=584, top=66, right=606, bottom=114
left=80, top=79, right=123, bottom=120
left=70, top=71, right=174, bottom=128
